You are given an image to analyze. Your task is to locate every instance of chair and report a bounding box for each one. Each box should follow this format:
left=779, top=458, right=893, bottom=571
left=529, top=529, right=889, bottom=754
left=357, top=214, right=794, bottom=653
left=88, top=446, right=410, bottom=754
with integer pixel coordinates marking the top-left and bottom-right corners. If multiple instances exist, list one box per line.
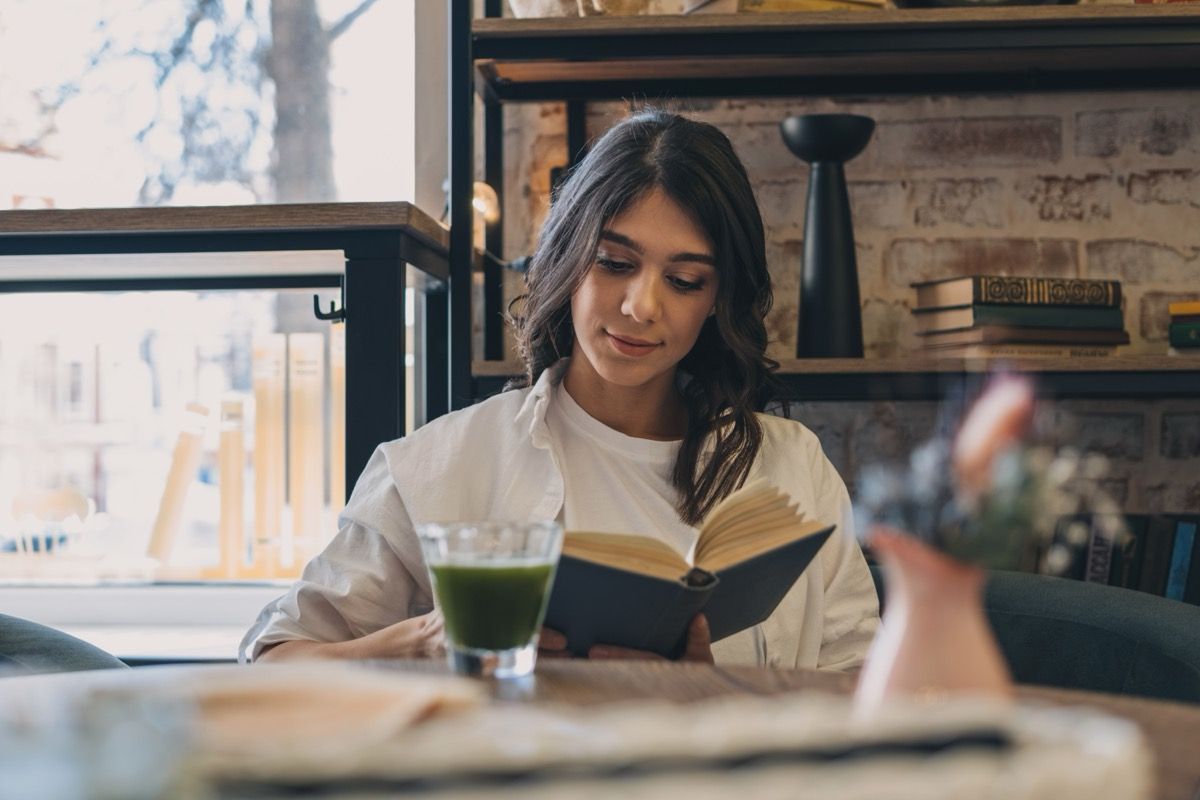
left=869, top=566, right=1200, bottom=704
left=0, top=613, right=127, bottom=675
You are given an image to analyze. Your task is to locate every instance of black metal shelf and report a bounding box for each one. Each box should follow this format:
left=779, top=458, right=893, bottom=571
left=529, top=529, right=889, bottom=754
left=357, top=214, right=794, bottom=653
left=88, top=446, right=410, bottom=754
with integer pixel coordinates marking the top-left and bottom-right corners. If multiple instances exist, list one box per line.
left=472, top=357, right=1200, bottom=403
left=452, top=6, right=1200, bottom=405
left=473, top=7, right=1200, bottom=101
left=0, top=202, right=450, bottom=492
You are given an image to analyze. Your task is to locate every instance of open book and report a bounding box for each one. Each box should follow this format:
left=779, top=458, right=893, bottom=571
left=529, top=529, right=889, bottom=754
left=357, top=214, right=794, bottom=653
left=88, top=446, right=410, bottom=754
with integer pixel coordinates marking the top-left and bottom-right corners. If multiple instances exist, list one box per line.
left=543, top=480, right=834, bottom=658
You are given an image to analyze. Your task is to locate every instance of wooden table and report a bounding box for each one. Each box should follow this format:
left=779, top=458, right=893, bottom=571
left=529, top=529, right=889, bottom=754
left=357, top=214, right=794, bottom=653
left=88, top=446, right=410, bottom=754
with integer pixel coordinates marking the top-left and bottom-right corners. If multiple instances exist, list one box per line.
left=3, top=660, right=1197, bottom=799
left=383, top=659, right=1200, bottom=800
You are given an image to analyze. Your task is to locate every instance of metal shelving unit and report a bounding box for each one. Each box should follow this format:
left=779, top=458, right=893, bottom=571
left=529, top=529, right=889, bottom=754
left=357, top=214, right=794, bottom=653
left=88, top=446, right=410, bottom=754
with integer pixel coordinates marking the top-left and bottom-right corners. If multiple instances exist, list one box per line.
left=447, top=5, right=1200, bottom=403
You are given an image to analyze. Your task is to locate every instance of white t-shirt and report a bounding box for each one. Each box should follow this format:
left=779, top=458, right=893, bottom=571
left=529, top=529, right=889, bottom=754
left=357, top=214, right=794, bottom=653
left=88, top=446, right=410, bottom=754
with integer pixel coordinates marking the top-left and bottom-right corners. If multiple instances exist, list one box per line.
left=240, top=361, right=879, bottom=668
left=547, top=381, right=697, bottom=558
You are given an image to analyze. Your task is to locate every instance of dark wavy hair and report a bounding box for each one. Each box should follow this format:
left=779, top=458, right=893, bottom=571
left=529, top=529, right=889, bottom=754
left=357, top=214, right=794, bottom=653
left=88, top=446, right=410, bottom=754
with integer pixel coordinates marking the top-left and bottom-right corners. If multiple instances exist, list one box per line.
left=507, top=109, right=781, bottom=526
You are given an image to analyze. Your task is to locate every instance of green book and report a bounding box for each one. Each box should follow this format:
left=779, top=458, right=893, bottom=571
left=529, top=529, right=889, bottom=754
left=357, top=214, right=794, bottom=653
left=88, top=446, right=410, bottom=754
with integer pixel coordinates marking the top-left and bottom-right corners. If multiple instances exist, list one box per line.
left=544, top=481, right=833, bottom=658
left=1168, top=322, right=1200, bottom=349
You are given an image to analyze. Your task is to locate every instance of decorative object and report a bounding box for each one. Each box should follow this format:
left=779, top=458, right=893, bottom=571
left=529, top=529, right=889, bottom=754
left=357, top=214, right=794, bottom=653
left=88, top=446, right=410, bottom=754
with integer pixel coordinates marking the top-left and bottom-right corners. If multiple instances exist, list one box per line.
left=780, top=113, right=874, bottom=358
left=853, top=375, right=1129, bottom=715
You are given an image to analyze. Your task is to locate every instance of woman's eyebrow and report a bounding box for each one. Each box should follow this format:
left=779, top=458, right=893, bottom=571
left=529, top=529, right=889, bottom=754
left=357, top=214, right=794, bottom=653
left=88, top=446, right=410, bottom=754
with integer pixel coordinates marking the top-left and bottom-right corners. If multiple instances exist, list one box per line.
left=600, top=230, right=716, bottom=266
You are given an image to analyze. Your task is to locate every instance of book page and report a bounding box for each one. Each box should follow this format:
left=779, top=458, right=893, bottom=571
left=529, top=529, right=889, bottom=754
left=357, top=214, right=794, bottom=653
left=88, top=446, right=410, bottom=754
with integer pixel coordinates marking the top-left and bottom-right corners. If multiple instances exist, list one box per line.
left=562, top=531, right=689, bottom=582
left=694, top=482, right=828, bottom=573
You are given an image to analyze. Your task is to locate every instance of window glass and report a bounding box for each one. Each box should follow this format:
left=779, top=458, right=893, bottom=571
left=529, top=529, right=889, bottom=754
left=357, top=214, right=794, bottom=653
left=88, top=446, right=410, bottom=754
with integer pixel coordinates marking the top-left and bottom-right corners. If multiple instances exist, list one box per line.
left=0, top=0, right=408, bottom=208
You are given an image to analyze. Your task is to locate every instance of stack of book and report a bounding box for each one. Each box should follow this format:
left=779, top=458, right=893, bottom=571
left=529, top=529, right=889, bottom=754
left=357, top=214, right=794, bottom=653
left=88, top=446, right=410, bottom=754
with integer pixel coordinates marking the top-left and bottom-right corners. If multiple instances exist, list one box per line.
left=911, top=275, right=1130, bottom=358
left=1168, top=300, right=1200, bottom=356
left=1052, top=513, right=1200, bottom=605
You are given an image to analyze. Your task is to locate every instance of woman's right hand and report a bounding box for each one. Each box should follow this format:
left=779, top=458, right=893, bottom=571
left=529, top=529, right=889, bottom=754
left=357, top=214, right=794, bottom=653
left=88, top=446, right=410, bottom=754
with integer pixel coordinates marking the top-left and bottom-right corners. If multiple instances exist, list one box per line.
left=259, top=609, right=446, bottom=662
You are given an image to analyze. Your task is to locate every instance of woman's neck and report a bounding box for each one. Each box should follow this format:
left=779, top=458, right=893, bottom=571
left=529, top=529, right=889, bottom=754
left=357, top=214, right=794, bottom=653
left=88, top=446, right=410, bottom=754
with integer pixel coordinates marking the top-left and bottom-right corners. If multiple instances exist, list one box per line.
left=561, top=360, right=687, bottom=441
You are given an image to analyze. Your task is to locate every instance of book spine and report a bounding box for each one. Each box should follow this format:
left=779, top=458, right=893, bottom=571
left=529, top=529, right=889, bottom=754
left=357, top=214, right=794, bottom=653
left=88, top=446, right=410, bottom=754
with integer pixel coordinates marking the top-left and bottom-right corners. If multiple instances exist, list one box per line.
left=287, top=333, right=325, bottom=575
left=329, top=323, right=346, bottom=528
left=1185, top=517, right=1200, bottom=605
left=147, top=403, right=208, bottom=566
left=1084, top=522, right=1115, bottom=584
left=1167, top=300, right=1200, bottom=316
left=1108, top=515, right=1147, bottom=589
left=975, top=276, right=1121, bottom=308
left=218, top=395, right=245, bottom=580
left=251, top=334, right=286, bottom=578
left=1164, top=520, right=1196, bottom=601
left=1168, top=322, right=1200, bottom=348
left=1138, top=516, right=1177, bottom=596
left=973, top=304, right=1124, bottom=329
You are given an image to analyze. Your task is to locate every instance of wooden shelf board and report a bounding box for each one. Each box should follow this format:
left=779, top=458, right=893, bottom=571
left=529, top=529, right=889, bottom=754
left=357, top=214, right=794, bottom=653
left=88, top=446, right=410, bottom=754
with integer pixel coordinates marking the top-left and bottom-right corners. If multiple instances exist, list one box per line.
left=475, top=355, right=1200, bottom=377
left=474, top=6, right=1200, bottom=99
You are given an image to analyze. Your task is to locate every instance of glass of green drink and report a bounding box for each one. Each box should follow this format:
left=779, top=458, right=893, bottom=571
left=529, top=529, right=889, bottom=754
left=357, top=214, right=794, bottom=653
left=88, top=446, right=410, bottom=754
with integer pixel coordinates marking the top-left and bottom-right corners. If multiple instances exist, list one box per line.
left=417, top=520, right=562, bottom=678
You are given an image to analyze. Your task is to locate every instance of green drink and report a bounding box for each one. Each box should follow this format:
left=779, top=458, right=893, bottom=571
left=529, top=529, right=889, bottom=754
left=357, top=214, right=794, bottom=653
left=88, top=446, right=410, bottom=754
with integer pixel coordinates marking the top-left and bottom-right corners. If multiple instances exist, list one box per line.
left=417, top=521, right=563, bottom=678
left=429, top=562, right=555, bottom=650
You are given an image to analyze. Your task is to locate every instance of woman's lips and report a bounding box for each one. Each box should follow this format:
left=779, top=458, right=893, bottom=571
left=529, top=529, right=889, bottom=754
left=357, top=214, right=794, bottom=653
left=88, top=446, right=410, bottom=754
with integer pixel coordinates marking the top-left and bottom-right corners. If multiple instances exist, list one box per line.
left=606, top=331, right=660, bottom=357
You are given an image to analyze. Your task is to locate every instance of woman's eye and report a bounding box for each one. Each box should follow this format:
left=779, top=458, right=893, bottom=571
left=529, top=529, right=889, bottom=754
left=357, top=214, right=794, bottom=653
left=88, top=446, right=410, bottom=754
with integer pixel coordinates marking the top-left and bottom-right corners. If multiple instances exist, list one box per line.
left=596, top=256, right=632, bottom=273
left=668, top=276, right=705, bottom=293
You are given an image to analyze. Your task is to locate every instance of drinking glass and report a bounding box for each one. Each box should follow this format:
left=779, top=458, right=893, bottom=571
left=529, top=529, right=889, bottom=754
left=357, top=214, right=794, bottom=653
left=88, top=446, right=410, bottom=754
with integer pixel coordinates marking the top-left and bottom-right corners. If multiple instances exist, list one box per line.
left=416, top=520, right=562, bottom=678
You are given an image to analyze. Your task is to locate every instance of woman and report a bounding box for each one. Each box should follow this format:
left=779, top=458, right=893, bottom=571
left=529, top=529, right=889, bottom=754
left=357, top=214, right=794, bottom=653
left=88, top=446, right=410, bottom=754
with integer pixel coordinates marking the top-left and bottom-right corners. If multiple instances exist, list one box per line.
left=241, top=110, right=879, bottom=668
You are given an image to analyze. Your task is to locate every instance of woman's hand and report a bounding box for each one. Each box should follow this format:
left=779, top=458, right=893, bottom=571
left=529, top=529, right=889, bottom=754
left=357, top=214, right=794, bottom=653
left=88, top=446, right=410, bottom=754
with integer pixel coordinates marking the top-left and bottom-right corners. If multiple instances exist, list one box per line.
left=259, top=609, right=445, bottom=662
left=587, top=614, right=714, bottom=663
left=538, top=626, right=572, bottom=659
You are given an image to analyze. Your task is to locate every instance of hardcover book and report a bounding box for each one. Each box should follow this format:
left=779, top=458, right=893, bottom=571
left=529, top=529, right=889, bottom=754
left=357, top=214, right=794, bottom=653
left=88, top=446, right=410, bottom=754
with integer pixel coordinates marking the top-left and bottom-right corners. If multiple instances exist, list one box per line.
left=924, top=344, right=1117, bottom=359
left=1168, top=322, right=1200, bottom=349
left=1167, top=300, right=1200, bottom=317
left=543, top=480, right=834, bottom=658
left=912, top=276, right=1122, bottom=310
left=912, top=304, right=1124, bottom=335
left=1138, top=516, right=1178, bottom=597
left=918, top=325, right=1131, bottom=348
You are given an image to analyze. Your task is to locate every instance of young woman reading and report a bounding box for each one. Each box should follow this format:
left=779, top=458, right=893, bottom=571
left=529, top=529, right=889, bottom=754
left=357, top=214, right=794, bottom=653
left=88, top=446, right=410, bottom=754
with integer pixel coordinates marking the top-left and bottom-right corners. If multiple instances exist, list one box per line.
left=241, top=110, right=879, bottom=669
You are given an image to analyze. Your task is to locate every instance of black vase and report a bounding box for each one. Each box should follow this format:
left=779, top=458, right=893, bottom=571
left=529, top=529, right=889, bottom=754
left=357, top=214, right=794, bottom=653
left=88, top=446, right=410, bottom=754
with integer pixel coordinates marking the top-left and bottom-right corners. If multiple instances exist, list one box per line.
left=780, top=114, right=875, bottom=358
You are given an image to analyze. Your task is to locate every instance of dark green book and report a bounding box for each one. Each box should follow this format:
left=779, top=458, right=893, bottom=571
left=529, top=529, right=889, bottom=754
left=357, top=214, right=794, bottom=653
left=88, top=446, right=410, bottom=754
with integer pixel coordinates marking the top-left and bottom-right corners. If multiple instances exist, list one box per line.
left=543, top=481, right=834, bottom=659
left=1109, top=514, right=1148, bottom=590
left=1138, top=515, right=1178, bottom=597
left=1168, top=322, right=1200, bottom=349
left=914, top=304, right=1124, bottom=335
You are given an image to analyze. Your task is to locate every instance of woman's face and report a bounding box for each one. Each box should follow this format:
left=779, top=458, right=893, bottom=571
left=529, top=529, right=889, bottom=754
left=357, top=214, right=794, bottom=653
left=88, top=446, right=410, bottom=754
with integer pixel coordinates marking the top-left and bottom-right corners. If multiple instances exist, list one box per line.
left=569, top=187, right=719, bottom=390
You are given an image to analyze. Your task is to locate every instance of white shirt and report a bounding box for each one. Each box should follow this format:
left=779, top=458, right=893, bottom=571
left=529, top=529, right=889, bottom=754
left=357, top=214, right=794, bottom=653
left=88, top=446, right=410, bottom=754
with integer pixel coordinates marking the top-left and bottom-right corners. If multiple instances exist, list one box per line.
left=240, top=361, right=879, bottom=669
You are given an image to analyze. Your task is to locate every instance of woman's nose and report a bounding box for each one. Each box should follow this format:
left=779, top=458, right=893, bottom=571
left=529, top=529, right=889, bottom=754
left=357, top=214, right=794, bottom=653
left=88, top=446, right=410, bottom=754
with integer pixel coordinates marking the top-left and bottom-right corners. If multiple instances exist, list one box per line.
left=621, top=274, right=661, bottom=323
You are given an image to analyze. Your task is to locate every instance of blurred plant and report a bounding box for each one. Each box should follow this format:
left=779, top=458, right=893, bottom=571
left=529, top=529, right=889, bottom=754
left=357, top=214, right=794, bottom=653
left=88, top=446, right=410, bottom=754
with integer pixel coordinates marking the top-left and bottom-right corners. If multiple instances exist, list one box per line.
left=855, top=375, right=1129, bottom=575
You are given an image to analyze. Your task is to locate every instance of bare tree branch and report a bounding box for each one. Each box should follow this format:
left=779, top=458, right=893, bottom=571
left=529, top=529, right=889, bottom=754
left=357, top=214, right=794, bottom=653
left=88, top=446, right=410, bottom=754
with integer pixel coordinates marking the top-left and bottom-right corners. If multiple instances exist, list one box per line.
left=326, top=0, right=379, bottom=42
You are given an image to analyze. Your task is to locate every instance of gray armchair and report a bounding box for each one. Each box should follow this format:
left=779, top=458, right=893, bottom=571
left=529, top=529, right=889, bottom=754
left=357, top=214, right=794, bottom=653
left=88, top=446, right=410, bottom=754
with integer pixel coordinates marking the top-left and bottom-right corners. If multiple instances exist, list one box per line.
left=0, top=613, right=127, bottom=675
left=869, top=567, right=1200, bottom=704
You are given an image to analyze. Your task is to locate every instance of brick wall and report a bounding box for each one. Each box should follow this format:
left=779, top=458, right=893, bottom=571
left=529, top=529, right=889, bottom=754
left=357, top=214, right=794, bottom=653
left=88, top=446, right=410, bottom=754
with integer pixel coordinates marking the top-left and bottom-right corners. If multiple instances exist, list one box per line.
left=496, top=92, right=1200, bottom=513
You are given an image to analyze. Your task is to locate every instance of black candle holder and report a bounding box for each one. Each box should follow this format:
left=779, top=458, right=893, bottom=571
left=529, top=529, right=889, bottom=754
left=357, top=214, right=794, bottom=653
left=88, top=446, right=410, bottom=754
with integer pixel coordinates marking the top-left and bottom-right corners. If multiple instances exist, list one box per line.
left=780, top=113, right=875, bottom=358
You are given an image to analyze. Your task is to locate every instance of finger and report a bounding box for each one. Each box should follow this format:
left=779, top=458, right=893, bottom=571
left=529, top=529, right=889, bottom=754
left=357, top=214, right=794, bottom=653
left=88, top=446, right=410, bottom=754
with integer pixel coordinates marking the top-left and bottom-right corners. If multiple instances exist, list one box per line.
left=587, top=644, right=663, bottom=661
left=538, top=626, right=567, bottom=651
left=537, top=648, right=572, bottom=660
left=683, top=614, right=714, bottom=663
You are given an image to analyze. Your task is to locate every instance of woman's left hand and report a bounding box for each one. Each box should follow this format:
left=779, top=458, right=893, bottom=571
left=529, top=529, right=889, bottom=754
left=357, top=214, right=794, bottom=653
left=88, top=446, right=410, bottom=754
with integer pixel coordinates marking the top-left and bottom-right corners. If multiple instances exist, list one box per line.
left=587, top=614, right=714, bottom=663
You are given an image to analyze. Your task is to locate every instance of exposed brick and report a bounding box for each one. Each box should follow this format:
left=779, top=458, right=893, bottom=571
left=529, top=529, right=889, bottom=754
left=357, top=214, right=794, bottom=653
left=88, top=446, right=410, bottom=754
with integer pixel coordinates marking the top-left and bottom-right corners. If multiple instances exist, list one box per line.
left=849, top=181, right=911, bottom=230
left=1143, top=481, right=1200, bottom=514
left=1016, top=175, right=1113, bottom=222
left=884, top=238, right=1077, bottom=289
left=764, top=239, right=802, bottom=354
left=862, top=298, right=911, bottom=357
left=1097, top=479, right=1130, bottom=506
left=848, top=402, right=941, bottom=471
left=1161, top=413, right=1200, bottom=459
left=1077, top=107, right=1200, bottom=158
left=913, top=178, right=1005, bottom=228
left=1127, top=169, right=1200, bottom=209
left=738, top=121, right=809, bottom=176
left=1054, top=410, right=1145, bottom=460
left=1139, top=291, right=1200, bottom=341
left=777, top=402, right=850, bottom=480
left=873, top=117, right=1061, bottom=168
left=754, top=180, right=806, bottom=234
left=1085, top=240, right=1200, bottom=284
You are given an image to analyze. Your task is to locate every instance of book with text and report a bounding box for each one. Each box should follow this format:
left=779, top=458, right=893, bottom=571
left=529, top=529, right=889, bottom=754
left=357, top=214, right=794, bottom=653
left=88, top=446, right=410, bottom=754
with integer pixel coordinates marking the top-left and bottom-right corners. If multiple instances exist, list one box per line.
left=543, top=480, right=834, bottom=658
left=912, top=276, right=1122, bottom=310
